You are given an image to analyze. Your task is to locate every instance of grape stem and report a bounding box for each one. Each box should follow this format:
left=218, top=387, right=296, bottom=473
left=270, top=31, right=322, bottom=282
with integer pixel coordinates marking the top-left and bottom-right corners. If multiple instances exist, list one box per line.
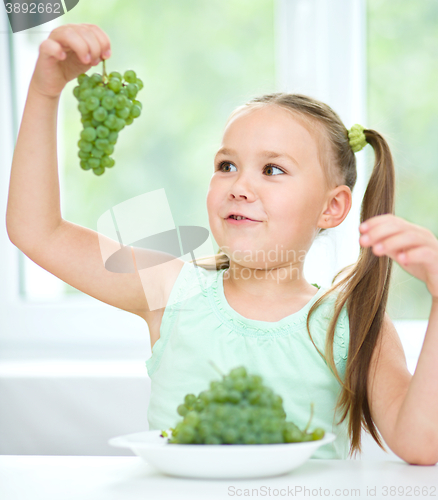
left=102, top=59, right=108, bottom=84
left=303, top=402, right=314, bottom=434
left=208, top=360, right=225, bottom=378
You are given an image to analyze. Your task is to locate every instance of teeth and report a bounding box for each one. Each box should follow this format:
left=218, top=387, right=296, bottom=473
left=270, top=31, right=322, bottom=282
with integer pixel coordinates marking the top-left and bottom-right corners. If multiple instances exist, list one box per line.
left=231, top=215, right=248, bottom=220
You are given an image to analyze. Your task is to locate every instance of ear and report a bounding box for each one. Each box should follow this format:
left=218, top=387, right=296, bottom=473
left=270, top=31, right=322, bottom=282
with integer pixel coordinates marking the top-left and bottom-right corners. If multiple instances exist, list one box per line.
left=318, top=185, right=352, bottom=229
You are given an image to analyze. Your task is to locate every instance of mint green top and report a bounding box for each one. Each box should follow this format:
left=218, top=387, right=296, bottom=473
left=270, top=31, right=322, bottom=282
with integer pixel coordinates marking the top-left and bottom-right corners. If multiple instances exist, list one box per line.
left=145, top=261, right=350, bottom=459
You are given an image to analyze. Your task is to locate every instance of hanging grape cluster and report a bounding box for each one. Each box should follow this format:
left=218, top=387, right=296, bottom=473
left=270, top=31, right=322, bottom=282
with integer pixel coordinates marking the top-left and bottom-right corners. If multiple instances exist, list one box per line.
left=73, top=61, right=143, bottom=175
left=160, top=365, right=326, bottom=445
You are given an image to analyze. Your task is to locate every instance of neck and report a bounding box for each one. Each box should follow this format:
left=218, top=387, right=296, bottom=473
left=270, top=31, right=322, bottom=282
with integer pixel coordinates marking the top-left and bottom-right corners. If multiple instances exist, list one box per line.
left=224, top=260, right=317, bottom=300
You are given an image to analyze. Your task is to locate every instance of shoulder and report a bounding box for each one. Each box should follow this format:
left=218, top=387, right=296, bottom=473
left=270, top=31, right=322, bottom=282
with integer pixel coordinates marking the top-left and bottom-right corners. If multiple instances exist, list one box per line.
left=161, top=259, right=220, bottom=308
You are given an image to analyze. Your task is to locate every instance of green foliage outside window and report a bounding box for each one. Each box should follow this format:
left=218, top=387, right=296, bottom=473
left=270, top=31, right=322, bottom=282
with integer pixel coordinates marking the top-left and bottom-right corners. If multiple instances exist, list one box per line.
left=367, top=0, right=438, bottom=319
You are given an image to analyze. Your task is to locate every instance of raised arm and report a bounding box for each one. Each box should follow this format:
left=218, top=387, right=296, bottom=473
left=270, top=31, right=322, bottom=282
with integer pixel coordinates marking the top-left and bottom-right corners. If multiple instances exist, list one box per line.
left=5, top=24, right=183, bottom=334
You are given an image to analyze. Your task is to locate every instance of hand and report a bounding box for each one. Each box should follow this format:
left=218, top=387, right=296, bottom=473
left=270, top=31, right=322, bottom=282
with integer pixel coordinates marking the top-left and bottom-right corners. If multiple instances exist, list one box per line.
left=30, top=23, right=111, bottom=99
left=359, top=214, right=438, bottom=299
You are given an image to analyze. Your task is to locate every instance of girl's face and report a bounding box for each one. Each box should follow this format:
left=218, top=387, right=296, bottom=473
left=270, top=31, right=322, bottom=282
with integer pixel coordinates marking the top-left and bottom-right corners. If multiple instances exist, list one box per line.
left=206, top=104, right=331, bottom=269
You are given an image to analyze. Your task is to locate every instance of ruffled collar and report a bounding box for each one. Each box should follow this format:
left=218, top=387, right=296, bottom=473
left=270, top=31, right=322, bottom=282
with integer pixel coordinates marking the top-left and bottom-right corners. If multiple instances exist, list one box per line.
left=207, top=267, right=327, bottom=337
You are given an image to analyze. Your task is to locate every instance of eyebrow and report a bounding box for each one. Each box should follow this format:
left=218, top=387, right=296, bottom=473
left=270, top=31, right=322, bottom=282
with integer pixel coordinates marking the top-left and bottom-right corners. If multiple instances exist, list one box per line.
left=214, top=147, right=300, bottom=167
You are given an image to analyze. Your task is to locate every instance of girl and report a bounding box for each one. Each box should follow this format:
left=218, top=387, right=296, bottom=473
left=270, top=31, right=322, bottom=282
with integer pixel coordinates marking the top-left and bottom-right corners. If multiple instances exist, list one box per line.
left=6, top=24, right=438, bottom=465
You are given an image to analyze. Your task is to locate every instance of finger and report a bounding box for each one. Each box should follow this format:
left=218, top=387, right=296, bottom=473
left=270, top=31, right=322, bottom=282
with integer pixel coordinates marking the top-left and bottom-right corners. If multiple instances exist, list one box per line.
left=359, top=214, right=397, bottom=234
left=360, top=219, right=405, bottom=247
left=396, top=245, right=437, bottom=267
left=81, top=23, right=111, bottom=59
left=50, top=25, right=91, bottom=65
left=75, top=24, right=102, bottom=65
left=369, top=230, right=424, bottom=257
left=39, top=38, right=67, bottom=61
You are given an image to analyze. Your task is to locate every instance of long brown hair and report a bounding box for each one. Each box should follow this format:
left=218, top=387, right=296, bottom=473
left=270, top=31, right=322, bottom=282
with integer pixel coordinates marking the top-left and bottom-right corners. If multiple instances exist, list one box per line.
left=193, top=93, right=395, bottom=458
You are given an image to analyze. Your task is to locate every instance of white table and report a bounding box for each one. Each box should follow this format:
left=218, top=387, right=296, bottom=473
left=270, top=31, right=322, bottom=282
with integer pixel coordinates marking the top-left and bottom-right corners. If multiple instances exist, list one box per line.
left=0, top=456, right=436, bottom=500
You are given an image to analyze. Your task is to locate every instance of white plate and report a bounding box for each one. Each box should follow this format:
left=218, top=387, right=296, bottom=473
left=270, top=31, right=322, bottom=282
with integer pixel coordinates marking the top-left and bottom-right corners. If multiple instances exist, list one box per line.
left=109, top=430, right=336, bottom=479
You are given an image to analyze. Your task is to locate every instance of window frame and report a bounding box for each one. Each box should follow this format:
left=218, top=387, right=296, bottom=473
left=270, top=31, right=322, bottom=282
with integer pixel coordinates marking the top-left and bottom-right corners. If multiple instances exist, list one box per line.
left=0, top=1, right=427, bottom=362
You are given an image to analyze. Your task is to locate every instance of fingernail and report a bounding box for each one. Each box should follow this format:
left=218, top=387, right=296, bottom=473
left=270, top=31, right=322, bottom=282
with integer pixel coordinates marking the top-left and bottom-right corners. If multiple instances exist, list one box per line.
left=360, top=222, right=368, bottom=231
left=84, top=53, right=91, bottom=63
left=103, top=49, right=111, bottom=58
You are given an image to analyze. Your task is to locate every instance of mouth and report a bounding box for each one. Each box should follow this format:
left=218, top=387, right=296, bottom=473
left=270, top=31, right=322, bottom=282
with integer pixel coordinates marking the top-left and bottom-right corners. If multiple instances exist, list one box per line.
left=225, top=215, right=261, bottom=224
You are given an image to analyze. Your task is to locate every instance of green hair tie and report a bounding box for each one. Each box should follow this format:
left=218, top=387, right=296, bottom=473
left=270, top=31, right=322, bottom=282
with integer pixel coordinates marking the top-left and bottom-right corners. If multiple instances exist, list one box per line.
left=348, top=124, right=367, bottom=153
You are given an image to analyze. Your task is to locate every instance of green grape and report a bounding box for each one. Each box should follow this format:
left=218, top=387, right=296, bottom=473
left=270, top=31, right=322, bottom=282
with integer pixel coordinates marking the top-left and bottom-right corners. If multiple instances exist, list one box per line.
left=80, top=127, right=97, bottom=142
left=79, top=88, right=93, bottom=100
left=95, top=138, right=109, bottom=151
left=162, top=365, right=325, bottom=446
left=205, top=435, right=221, bottom=445
left=90, top=73, right=103, bottom=85
left=107, top=131, right=118, bottom=144
left=80, top=160, right=91, bottom=170
left=93, top=166, right=105, bottom=176
left=184, top=411, right=200, bottom=427
left=104, top=114, right=118, bottom=130
left=126, top=83, right=139, bottom=98
left=100, top=155, right=114, bottom=168
left=78, top=140, right=93, bottom=152
left=93, top=107, right=108, bottom=122
left=88, top=158, right=100, bottom=169
left=311, top=428, right=325, bottom=441
left=85, top=96, right=100, bottom=111
left=78, top=150, right=91, bottom=160
left=130, top=105, right=141, bottom=118
left=101, top=95, right=116, bottom=110
left=96, top=125, right=109, bottom=138
left=114, top=118, right=126, bottom=132
left=108, top=78, right=122, bottom=93
left=177, top=404, right=189, bottom=417
left=230, top=367, right=248, bottom=379
left=135, top=78, right=144, bottom=90
left=114, top=95, right=128, bottom=110
left=124, top=70, right=137, bottom=83
left=92, top=86, right=106, bottom=99
left=91, top=147, right=104, bottom=159
left=77, top=73, right=88, bottom=84
left=78, top=102, right=89, bottom=114
left=109, top=71, right=122, bottom=80
left=81, top=119, right=93, bottom=128
left=104, top=143, right=114, bottom=156
left=74, top=63, right=143, bottom=175
left=79, top=79, right=92, bottom=90
left=116, top=107, right=130, bottom=119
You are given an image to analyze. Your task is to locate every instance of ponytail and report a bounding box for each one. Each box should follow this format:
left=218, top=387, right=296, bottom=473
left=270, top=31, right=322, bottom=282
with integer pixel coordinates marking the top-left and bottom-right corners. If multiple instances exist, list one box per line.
left=306, top=128, right=396, bottom=458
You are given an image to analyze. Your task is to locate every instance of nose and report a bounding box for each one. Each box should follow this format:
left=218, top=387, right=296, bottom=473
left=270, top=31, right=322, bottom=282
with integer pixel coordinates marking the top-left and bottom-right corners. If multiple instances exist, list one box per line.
left=227, top=173, right=255, bottom=201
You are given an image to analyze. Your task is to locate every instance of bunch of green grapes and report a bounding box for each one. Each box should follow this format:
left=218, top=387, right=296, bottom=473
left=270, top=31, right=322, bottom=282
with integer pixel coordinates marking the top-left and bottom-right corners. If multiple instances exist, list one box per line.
left=160, top=365, right=325, bottom=445
left=73, top=60, right=143, bottom=175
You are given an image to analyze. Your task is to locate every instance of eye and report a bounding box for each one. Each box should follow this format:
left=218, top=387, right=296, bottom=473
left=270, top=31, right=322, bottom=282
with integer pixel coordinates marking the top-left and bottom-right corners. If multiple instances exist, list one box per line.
left=216, top=161, right=237, bottom=173
left=264, top=164, right=285, bottom=176
left=216, top=161, right=285, bottom=176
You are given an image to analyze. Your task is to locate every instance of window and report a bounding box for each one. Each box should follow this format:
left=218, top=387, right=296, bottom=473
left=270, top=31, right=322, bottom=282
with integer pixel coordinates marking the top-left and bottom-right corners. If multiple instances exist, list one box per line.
left=367, top=0, right=438, bottom=320
left=1, top=1, right=427, bottom=365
